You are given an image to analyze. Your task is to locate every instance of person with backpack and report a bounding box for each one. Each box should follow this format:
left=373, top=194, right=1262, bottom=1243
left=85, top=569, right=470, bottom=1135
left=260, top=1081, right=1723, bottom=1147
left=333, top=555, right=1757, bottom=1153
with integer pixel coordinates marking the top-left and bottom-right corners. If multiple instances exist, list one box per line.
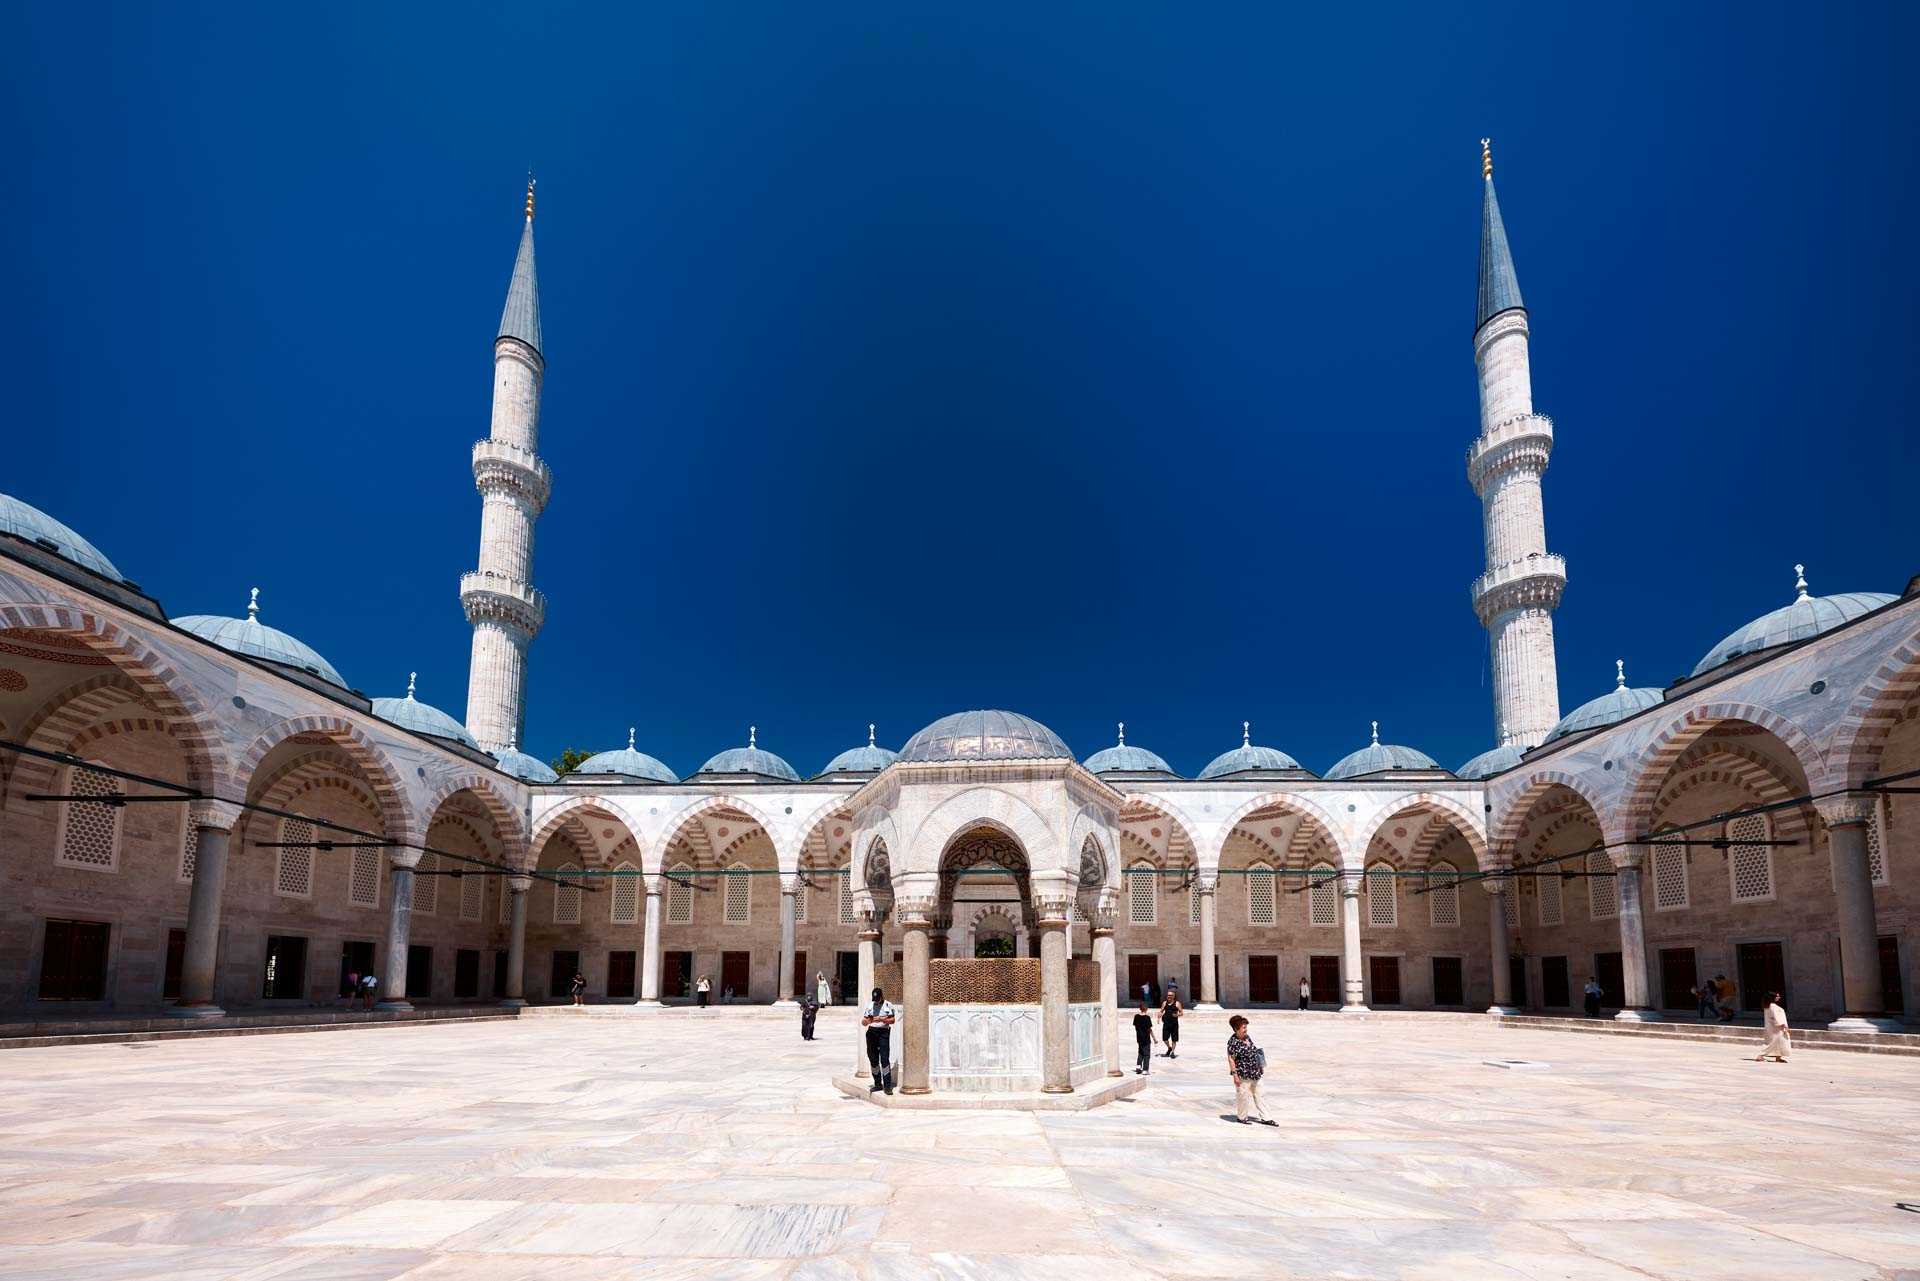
left=861, top=987, right=897, bottom=1094
left=1226, top=1015, right=1274, bottom=1126
left=360, top=971, right=378, bottom=1010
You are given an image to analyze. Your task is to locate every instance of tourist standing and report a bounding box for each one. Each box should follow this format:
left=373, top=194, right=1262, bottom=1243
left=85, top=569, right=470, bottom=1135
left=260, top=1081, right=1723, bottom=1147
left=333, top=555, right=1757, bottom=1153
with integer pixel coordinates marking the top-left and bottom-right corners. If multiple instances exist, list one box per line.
left=1160, top=989, right=1182, bottom=1058
left=1692, top=981, right=1717, bottom=1020
left=1755, top=992, right=1790, bottom=1062
left=343, top=968, right=359, bottom=1008
left=1226, top=1015, right=1274, bottom=1126
left=862, top=987, right=897, bottom=1094
left=1714, top=975, right=1737, bottom=1021
left=1133, top=1001, right=1157, bottom=1074
left=1298, top=976, right=1311, bottom=1010
left=570, top=971, right=585, bottom=1007
left=696, top=974, right=711, bottom=1008
left=1582, top=975, right=1603, bottom=1018
left=799, top=990, right=819, bottom=1041
left=360, top=972, right=378, bottom=1010
left=816, top=971, right=831, bottom=1008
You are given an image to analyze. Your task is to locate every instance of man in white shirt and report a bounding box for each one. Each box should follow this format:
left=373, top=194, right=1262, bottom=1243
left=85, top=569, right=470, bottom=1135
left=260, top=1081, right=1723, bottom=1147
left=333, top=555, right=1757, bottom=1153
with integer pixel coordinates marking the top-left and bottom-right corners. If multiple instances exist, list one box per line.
left=861, top=987, right=897, bottom=1094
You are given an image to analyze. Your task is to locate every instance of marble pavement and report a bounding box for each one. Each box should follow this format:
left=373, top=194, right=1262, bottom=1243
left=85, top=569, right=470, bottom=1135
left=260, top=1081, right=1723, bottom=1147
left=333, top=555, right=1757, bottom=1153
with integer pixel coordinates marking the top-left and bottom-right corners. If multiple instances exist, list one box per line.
left=1, top=1007, right=1917, bottom=1279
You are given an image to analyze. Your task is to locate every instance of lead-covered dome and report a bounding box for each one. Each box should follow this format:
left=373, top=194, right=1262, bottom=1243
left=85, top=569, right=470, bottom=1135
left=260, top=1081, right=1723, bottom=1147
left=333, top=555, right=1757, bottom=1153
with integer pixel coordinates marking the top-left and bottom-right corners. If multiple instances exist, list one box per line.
left=1547, top=660, right=1663, bottom=743
left=1324, top=723, right=1444, bottom=780
left=1084, top=723, right=1179, bottom=777
left=818, top=725, right=898, bottom=777
left=0, top=492, right=125, bottom=581
left=696, top=727, right=800, bottom=781
left=576, top=729, right=679, bottom=784
left=1198, top=723, right=1307, bottom=780
left=372, top=673, right=479, bottom=749
left=494, top=742, right=559, bottom=784
left=173, top=588, right=346, bottom=688
left=1693, top=566, right=1895, bottom=676
left=1456, top=742, right=1524, bottom=780
left=898, top=710, right=1073, bottom=764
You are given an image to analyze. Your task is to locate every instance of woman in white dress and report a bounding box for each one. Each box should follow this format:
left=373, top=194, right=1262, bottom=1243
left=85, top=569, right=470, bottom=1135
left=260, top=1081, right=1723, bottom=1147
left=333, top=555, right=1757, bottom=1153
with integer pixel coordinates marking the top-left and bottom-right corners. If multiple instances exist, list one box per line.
left=1755, top=991, right=1790, bottom=1062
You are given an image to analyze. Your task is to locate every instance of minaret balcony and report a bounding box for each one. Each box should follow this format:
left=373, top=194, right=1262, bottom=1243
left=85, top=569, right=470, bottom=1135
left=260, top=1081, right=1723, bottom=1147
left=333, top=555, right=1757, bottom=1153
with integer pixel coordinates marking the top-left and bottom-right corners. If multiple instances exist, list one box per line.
left=472, top=439, right=553, bottom=513
left=459, top=570, right=547, bottom=637
left=1467, top=412, right=1554, bottom=493
left=1471, top=553, right=1566, bottom=624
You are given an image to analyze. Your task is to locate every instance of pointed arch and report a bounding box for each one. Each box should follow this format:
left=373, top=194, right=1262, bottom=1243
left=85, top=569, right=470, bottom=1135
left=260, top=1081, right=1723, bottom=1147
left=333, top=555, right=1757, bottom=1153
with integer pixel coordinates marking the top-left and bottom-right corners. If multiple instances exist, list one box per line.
left=1214, top=790, right=1352, bottom=868
left=1491, top=769, right=1611, bottom=850
left=1619, top=702, right=1822, bottom=839
left=238, top=715, right=413, bottom=842
left=1831, top=629, right=1920, bottom=787
left=1366, top=791, right=1488, bottom=867
left=422, top=770, right=528, bottom=866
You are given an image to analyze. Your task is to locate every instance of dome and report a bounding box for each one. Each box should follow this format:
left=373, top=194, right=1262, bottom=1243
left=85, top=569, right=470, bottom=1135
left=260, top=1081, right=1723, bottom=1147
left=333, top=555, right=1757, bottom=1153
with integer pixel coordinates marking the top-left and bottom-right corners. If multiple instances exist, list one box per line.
left=1546, top=660, right=1664, bottom=743
left=1198, top=723, right=1306, bottom=780
left=898, top=709, right=1073, bottom=764
left=818, top=725, right=899, bottom=776
left=1324, top=722, right=1444, bottom=780
left=372, top=673, right=479, bottom=749
left=1456, top=742, right=1524, bottom=780
left=697, top=727, right=800, bottom=781
left=1693, top=567, right=1896, bottom=676
left=576, top=729, right=680, bottom=784
left=1084, top=723, right=1179, bottom=777
left=0, top=492, right=125, bottom=581
left=494, top=743, right=559, bottom=784
left=173, top=588, right=346, bottom=688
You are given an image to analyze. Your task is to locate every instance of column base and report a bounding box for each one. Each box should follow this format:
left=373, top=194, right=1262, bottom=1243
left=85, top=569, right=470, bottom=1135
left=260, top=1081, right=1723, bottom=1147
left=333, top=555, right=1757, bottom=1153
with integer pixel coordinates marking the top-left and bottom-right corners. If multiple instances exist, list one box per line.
left=627, top=999, right=664, bottom=1009
left=774, top=997, right=800, bottom=1006
left=375, top=1000, right=415, bottom=1012
left=1485, top=1004, right=1521, bottom=1017
left=497, top=998, right=527, bottom=1009
left=1108, top=1069, right=1125, bottom=1077
left=1827, top=1014, right=1904, bottom=1033
left=1613, top=1007, right=1663, bottom=1023
left=1191, top=1002, right=1224, bottom=1013
left=164, top=1002, right=226, bottom=1019
left=1040, top=1085, right=1074, bottom=1095
left=1339, top=1003, right=1371, bottom=1014
left=899, top=1086, right=931, bottom=1096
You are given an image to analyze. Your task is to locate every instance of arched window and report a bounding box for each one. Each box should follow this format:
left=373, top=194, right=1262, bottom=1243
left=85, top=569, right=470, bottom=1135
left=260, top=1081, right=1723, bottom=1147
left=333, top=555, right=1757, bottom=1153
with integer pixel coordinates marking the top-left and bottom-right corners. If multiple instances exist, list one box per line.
left=1308, top=862, right=1338, bottom=927
left=1536, top=862, right=1563, bottom=926
left=1247, top=863, right=1276, bottom=926
left=1727, top=812, right=1773, bottom=903
left=1587, top=850, right=1616, bottom=920
left=1366, top=861, right=1397, bottom=928
left=611, top=860, right=639, bottom=925
left=553, top=862, right=581, bottom=925
left=460, top=864, right=484, bottom=921
left=723, top=862, right=752, bottom=924
left=838, top=867, right=856, bottom=924
left=1652, top=834, right=1689, bottom=910
left=1427, top=860, right=1460, bottom=928
left=667, top=863, right=694, bottom=924
left=413, top=852, right=438, bottom=914
left=56, top=765, right=122, bottom=873
left=1127, top=862, right=1157, bottom=925
left=276, top=817, right=314, bottom=898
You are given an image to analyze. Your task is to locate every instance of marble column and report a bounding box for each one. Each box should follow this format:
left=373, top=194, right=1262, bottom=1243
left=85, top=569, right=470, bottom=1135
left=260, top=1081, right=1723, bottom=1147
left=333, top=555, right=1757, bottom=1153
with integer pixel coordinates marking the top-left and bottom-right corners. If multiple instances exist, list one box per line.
left=899, top=898, right=933, bottom=1094
left=1611, top=848, right=1661, bottom=1021
left=1339, top=873, right=1369, bottom=1012
left=637, top=882, right=664, bottom=1006
left=1816, top=798, right=1895, bottom=1031
left=1195, top=874, right=1221, bottom=1010
left=777, top=876, right=799, bottom=1003
left=169, top=800, right=242, bottom=1017
left=377, top=849, right=421, bottom=1011
left=1091, top=893, right=1121, bottom=1076
left=854, top=909, right=880, bottom=1080
left=501, top=875, right=530, bottom=1007
left=1038, top=895, right=1072, bottom=1094
left=1487, top=877, right=1517, bottom=1015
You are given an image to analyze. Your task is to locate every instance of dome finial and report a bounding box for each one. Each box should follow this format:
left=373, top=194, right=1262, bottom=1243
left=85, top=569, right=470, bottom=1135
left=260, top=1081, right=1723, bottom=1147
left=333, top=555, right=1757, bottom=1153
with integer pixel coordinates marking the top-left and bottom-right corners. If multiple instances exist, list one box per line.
left=406, top=671, right=417, bottom=700
left=627, top=726, right=636, bottom=751
left=1615, top=658, right=1626, bottom=688
left=1794, top=563, right=1809, bottom=601
left=748, top=724, right=757, bottom=750
left=246, top=586, right=260, bottom=621
left=1117, top=721, right=1126, bottom=746
left=868, top=722, right=876, bottom=747
left=507, top=731, right=517, bottom=751
left=1370, top=719, right=1379, bottom=746
left=1480, top=137, right=1493, bottom=179
left=1242, top=720, right=1251, bottom=747
left=524, top=171, right=536, bottom=220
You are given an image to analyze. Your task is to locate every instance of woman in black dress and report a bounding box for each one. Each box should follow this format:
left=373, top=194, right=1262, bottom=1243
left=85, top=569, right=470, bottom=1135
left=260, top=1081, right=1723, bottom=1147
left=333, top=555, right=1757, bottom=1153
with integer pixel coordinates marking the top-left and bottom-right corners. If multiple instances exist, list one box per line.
left=1159, top=989, right=1182, bottom=1058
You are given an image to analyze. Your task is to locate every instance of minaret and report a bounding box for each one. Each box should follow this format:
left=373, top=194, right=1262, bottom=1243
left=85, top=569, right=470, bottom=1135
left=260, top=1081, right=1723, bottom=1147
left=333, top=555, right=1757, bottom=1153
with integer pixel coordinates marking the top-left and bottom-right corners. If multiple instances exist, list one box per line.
left=1467, top=140, right=1564, bottom=750
left=462, top=177, right=552, bottom=753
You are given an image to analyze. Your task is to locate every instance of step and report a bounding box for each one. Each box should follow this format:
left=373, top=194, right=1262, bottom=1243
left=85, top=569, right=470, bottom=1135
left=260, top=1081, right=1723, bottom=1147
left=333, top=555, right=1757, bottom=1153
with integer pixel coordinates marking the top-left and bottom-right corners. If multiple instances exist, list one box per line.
left=0, top=1007, right=520, bottom=1051
left=1500, top=1014, right=1920, bottom=1057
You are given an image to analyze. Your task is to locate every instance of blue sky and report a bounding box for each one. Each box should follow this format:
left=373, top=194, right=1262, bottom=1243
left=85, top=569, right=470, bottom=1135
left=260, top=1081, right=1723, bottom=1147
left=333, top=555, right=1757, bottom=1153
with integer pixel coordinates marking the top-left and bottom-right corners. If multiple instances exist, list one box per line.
left=6, top=4, right=1917, bottom=778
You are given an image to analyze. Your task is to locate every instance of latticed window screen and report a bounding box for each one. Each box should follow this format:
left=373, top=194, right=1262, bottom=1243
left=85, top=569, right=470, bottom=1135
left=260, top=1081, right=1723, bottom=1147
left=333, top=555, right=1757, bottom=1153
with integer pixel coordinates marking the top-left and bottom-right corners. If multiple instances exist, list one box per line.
left=1866, top=800, right=1889, bottom=888
left=1503, top=884, right=1518, bottom=928
left=460, top=865, right=484, bottom=921
left=1127, top=863, right=1157, bottom=925
left=723, top=863, right=752, bottom=923
left=553, top=862, right=582, bottom=925
left=1247, top=865, right=1276, bottom=926
left=1308, top=863, right=1338, bottom=926
left=350, top=848, right=381, bottom=908
left=793, top=878, right=808, bottom=924
left=276, top=818, right=314, bottom=897
left=1727, top=813, right=1773, bottom=903
left=667, top=865, right=694, bottom=924
left=414, top=853, right=439, bottom=915
left=1652, top=839, right=1689, bottom=910
left=1587, top=850, right=1617, bottom=919
left=1537, top=865, right=1563, bottom=926
left=498, top=877, right=511, bottom=923
left=179, top=823, right=200, bottom=883
left=610, top=862, right=639, bottom=925
left=1189, top=879, right=1202, bottom=926
left=58, top=767, right=122, bottom=871
left=838, top=870, right=855, bottom=924
left=1366, top=862, right=1397, bottom=927
left=1428, top=862, right=1460, bottom=927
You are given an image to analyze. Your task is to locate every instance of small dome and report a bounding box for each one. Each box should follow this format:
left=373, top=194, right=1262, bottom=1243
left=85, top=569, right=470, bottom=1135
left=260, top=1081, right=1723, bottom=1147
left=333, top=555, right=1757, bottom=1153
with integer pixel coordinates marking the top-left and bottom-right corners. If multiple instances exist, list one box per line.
left=1324, top=722, right=1444, bottom=780
left=1084, top=723, right=1179, bottom=777
left=697, top=727, right=800, bottom=781
left=372, top=672, right=478, bottom=749
left=0, top=492, right=124, bottom=581
left=1546, top=660, right=1663, bottom=743
left=1456, top=742, right=1524, bottom=780
left=1198, top=723, right=1306, bottom=780
left=1693, top=566, right=1895, bottom=676
left=898, top=710, right=1073, bottom=764
left=494, top=744, right=559, bottom=784
left=818, top=725, right=899, bottom=776
left=576, top=729, right=680, bottom=784
left=173, top=588, right=346, bottom=688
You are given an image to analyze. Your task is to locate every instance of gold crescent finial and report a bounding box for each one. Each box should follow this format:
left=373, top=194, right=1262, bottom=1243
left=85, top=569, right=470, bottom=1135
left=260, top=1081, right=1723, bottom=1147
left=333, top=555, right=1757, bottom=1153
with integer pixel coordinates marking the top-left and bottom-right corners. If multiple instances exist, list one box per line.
left=525, top=172, right=536, bottom=220
left=1480, top=138, right=1493, bottom=179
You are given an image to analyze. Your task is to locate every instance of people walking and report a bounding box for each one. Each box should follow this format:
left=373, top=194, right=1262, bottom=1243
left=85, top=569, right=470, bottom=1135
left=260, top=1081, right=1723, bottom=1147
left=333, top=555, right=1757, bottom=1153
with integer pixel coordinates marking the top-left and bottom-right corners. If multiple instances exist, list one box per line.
left=1226, top=1015, right=1274, bottom=1126
left=696, top=975, right=712, bottom=1009
left=1582, top=975, right=1604, bottom=1018
left=1160, top=989, right=1182, bottom=1058
left=343, top=969, right=359, bottom=1008
left=1755, top=992, right=1790, bottom=1062
left=570, top=971, right=586, bottom=1007
left=1133, top=1001, right=1158, bottom=1074
left=1298, top=976, right=1311, bottom=1010
left=799, top=990, right=819, bottom=1041
left=861, top=987, right=897, bottom=1094
left=360, top=972, right=378, bottom=1010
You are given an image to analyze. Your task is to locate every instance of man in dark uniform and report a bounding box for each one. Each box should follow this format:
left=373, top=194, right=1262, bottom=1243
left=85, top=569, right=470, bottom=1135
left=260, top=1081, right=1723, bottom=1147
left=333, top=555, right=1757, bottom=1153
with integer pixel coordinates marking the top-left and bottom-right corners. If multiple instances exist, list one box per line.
left=861, top=987, right=898, bottom=1093
left=799, top=990, right=819, bottom=1041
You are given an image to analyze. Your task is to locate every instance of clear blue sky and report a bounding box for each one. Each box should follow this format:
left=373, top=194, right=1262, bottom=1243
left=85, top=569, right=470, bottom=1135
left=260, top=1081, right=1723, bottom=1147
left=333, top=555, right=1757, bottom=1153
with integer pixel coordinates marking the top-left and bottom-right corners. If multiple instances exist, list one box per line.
left=6, top=4, right=1916, bottom=778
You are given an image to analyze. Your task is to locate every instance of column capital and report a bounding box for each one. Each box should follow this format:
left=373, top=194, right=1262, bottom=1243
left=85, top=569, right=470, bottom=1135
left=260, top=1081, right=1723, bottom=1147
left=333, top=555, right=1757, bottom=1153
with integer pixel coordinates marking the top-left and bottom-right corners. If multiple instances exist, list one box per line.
left=1479, top=872, right=1512, bottom=896
left=507, top=874, right=533, bottom=894
left=1338, top=872, right=1362, bottom=901
left=1609, top=847, right=1646, bottom=872
left=895, top=895, right=937, bottom=927
left=1813, top=795, right=1877, bottom=828
left=188, top=799, right=244, bottom=831
left=780, top=873, right=802, bottom=896
left=388, top=847, right=423, bottom=871
left=1034, top=894, right=1072, bottom=925
left=1194, top=874, right=1217, bottom=897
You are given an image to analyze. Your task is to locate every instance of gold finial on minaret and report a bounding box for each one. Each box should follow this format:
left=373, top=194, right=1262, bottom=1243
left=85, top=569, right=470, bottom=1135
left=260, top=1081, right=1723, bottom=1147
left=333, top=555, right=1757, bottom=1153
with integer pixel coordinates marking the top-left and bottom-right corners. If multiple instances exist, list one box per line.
left=1480, top=138, right=1493, bottom=179
left=524, top=172, right=536, bottom=220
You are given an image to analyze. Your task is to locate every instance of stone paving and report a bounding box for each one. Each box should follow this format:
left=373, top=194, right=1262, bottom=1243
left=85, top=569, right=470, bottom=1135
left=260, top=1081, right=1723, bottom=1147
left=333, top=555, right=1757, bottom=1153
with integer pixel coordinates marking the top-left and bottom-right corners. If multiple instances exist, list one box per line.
left=3, top=1007, right=1918, bottom=1279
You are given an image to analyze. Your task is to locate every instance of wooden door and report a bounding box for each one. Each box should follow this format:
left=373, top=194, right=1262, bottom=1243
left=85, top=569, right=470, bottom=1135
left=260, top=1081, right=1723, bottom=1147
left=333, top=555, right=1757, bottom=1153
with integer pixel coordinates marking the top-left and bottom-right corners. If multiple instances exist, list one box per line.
left=407, top=945, right=433, bottom=1000
left=1368, top=956, right=1401, bottom=1006
left=454, top=948, right=481, bottom=999
left=550, top=949, right=579, bottom=999
left=40, top=919, right=111, bottom=1001
left=792, top=950, right=808, bottom=999
left=492, top=950, right=508, bottom=998
left=1431, top=956, right=1463, bottom=1006
left=607, top=950, right=636, bottom=998
left=1541, top=956, right=1570, bottom=1008
left=1309, top=954, right=1341, bottom=1004
left=1127, top=954, right=1159, bottom=1004
left=1735, top=941, right=1785, bottom=1012
left=836, top=951, right=858, bottom=1004
left=663, top=950, right=691, bottom=999
left=1879, top=935, right=1903, bottom=1014
left=261, top=935, right=307, bottom=1000
left=164, top=927, right=186, bottom=1000
left=1508, top=956, right=1527, bottom=1008
left=1247, top=955, right=1280, bottom=1004
left=721, top=950, right=751, bottom=1000
left=1594, top=951, right=1624, bottom=1009
left=340, top=940, right=375, bottom=997
left=1658, top=947, right=1697, bottom=1011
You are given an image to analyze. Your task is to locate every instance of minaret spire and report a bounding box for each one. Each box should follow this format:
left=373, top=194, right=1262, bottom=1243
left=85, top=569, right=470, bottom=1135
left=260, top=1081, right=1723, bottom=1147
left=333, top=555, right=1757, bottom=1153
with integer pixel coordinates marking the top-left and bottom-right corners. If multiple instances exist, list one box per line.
left=1476, top=139, right=1525, bottom=331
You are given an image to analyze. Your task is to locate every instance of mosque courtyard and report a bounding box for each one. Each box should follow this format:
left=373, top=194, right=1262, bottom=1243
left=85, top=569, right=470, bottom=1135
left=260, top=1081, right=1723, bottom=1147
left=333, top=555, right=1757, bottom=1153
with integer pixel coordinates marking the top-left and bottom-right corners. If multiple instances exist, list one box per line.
left=0, top=1011, right=1915, bottom=1280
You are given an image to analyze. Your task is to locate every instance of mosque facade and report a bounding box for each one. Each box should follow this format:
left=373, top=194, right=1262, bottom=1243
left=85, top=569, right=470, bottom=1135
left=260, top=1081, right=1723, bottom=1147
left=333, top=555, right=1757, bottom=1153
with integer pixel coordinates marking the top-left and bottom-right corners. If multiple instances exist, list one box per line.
left=1, top=151, right=1915, bottom=1041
